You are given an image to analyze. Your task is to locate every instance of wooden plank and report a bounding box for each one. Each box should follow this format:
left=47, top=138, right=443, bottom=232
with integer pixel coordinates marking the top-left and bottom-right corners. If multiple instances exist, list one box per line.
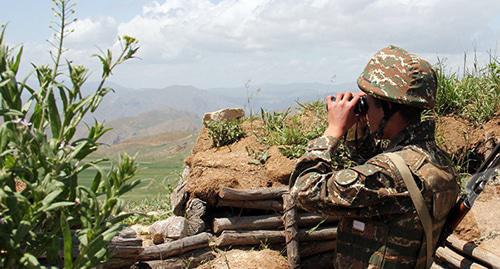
left=217, top=199, right=283, bottom=211
left=297, top=227, right=337, bottom=241
left=213, top=213, right=337, bottom=234
left=219, top=187, right=288, bottom=200
left=446, top=234, right=500, bottom=269
left=434, top=246, right=488, bottom=269
left=134, top=248, right=216, bottom=269
left=215, top=227, right=337, bottom=247
left=300, top=240, right=336, bottom=258
left=283, top=194, right=300, bottom=269
left=138, top=232, right=212, bottom=261
left=110, top=236, right=143, bottom=247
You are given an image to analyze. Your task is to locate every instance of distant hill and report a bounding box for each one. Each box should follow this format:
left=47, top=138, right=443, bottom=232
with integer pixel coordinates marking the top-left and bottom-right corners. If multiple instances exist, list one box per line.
left=207, top=82, right=356, bottom=113
left=94, top=129, right=196, bottom=161
left=97, top=108, right=200, bottom=145
left=79, top=81, right=355, bottom=154
left=88, top=84, right=240, bottom=122
left=85, top=81, right=355, bottom=123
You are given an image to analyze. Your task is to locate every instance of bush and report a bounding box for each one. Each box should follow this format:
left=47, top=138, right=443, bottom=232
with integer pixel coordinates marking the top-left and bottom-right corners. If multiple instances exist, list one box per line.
left=258, top=107, right=325, bottom=158
left=434, top=55, right=500, bottom=124
left=0, top=1, right=140, bottom=267
left=206, top=120, right=245, bottom=147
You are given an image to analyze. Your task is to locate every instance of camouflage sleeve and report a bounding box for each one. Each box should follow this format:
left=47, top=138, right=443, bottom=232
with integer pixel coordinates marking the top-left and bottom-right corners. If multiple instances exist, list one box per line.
left=290, top=145, right=414, bottom=218
left=344, top=123, right=378, bottom=164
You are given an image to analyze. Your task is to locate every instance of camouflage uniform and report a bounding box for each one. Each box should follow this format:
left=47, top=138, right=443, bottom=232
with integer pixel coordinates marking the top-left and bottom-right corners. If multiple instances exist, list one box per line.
left=290, top=46, right=460, bottom=268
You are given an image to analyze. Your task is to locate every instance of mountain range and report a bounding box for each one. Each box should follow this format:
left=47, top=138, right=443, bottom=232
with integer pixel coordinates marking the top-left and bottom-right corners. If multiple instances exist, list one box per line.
left=83, top=81, right=355, bottom=152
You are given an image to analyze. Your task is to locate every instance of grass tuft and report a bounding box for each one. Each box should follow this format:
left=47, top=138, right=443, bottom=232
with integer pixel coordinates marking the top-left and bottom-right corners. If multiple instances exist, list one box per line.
left=206, top=119, right=246, bottom=147
left=434, top=55, right=499, bottom=124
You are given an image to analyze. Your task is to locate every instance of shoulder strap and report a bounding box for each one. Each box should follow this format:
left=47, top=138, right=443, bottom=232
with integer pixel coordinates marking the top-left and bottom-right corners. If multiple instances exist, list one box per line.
left=386, top=152, right=433, bottom=268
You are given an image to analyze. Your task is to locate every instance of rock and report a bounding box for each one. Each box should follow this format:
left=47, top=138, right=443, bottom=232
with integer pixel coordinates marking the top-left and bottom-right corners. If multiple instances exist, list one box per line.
left=119, top=227, right=137, bottom=238
left=130, top=224, right=150, bottom=236
left=170, top=166, right=190, bottom=216
left=148, top=216, right=189, bottom=244
left=186, top=198, right=207, bottom=220
left=185, top=198, right=207, bottom=235
left=187, top=218, right=206, bottom=235
left=203, top=108, right=245, bottom=123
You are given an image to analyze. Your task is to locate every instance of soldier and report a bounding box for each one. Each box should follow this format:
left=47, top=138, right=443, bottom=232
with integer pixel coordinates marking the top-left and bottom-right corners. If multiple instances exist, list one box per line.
left=290, top=45, right=460, bottom=268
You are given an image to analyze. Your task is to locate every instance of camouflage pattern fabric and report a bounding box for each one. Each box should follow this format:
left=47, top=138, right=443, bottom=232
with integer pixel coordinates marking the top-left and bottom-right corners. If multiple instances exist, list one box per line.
left=357, top=45, right=437, bottom=109
left=289, top=121, right=459, bottom=268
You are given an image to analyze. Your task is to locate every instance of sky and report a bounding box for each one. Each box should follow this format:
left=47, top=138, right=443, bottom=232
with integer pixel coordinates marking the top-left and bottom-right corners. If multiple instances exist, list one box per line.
left=2, top=0, right=499, bottom=89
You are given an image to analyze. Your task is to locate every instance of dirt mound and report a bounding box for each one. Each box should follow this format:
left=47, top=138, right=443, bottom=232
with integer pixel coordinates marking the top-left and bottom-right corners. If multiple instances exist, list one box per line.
left=185, top=120, right=295, bottom=204
left=196, top=249, right=288, bottom=269
left=436, top=115, right=499, bottom=163
left=439, top=115, right=499, bottom=255
left=453, top=184, right=500, bottom=255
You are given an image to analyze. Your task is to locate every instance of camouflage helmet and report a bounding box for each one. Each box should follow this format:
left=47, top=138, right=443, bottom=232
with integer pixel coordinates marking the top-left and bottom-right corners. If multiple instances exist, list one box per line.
left=357, top=45, right=437, bottom=109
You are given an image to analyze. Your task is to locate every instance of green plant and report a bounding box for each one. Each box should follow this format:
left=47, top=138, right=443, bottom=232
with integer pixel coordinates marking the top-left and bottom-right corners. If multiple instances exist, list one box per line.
left=206, top=120, right=245, bottom=147
left=258, top=107, right=326, bottom=158
left=245, top=146, right=269, bottom=165
left=434, top=55, right=500, bottom=124
left=0, top=0, right=140, bottom=267
left=123, top=181, right=173, bottom=225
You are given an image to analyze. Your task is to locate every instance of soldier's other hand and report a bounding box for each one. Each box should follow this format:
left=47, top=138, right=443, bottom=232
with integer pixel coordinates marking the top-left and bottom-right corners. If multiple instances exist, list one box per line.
left=323, top=92, right=363, bottom=138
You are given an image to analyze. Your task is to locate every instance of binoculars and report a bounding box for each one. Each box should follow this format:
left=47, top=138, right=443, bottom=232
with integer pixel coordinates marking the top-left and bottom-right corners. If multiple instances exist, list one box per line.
left=329, top=95, right=369, bottom=115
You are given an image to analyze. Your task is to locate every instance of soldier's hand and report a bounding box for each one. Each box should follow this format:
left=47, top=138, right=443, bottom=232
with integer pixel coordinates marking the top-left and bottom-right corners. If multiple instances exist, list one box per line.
left=323, top=92, right=364, bottom=138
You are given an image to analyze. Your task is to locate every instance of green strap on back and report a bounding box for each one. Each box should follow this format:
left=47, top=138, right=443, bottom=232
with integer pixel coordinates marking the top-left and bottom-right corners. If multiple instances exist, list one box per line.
left=386, top=153, right=433, bottom=268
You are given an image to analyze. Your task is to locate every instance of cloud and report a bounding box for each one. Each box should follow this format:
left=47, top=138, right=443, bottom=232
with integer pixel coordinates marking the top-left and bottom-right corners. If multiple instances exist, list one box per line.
left=19, top=0, right=500, bottom=88
left=66, top=16, right=118, bottom=48
left=117, top=0, right=499, bottom=60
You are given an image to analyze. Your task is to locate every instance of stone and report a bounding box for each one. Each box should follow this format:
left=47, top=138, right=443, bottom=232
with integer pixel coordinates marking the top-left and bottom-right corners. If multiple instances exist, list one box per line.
left=185, top=198, right=207, bottom=235
left=203, top=108, right=245, bottom=123
left=187, top=218, right=206, bottom=235
left=119, top=227, right=137, bottom=238
left=170, top=166, right=190, bottom=216
left=185, top=198, right=207, bottom=220
left=148, top=216, right=189, bottom=244
left=130, top=224, right=150, bottom=236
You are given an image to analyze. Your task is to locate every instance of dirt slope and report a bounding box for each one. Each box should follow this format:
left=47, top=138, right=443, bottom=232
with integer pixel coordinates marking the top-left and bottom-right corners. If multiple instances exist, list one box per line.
left=185, top=120, right=295, bottom=204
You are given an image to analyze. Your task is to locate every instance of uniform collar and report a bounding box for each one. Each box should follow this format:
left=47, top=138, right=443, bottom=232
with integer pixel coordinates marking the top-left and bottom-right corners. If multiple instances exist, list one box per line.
left=387, top=120, right=435, bottom=150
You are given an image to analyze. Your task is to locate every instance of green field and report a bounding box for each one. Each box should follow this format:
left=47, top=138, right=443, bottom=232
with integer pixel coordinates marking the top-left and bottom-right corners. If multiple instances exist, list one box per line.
left=79, top=150, right=188, bottom=201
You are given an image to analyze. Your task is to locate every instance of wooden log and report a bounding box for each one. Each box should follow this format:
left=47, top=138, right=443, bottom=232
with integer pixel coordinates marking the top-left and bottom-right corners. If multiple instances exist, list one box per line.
left=283, top=194, right=300, bottom=269
left=215, top=227, right=337, bottom=247
left=133, top=248, right=216, bottom=269
left=300, top=240, right=336, bottom=258
left=138, top=232, right=212, bottom=261
left=219, top=186, right=288, bottom=200
left=446, top=234, right=500, bottom=269
left=297, top=227, right=337, bottom=241
left=110, top=236, right=143, bottom=247
left=434, top=246, right=488, bottom=269
left=217, top=199, right=283, bottom=211
left=213, top=213, right=338, bottom=234
left=109, top=245, right=144, bottom=259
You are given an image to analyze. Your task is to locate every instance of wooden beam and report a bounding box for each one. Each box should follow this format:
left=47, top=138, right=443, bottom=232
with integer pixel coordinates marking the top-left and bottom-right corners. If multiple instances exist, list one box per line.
left=213, top=213, right=337, bottom=234
left=134, top=248, right=216, bottom=269
left=446, top=234, right=500, bottom=269
left=219, top=187, right=288, bottom=200
left=283, top=194, right=300, bottom=269
left=434, top=246, right=488, bottom=269
left=217, top=199, right=283, bottom=211
left=138, top=232, right=212, bottom=261
left=215, top=227, right=337, bottom=247
left=300, top=240, right=336, bottom=258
